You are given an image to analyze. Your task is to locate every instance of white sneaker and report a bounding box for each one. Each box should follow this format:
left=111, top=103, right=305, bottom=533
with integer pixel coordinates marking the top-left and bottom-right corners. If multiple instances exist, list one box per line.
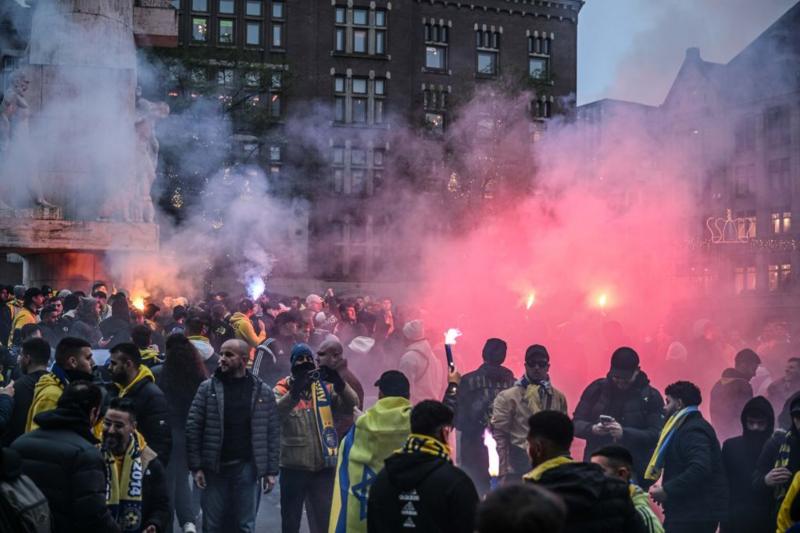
left=182, top=523, right=197, bottom=533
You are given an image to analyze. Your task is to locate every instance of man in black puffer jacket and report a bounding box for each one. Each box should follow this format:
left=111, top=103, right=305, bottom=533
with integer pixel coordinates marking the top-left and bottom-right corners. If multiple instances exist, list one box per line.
left=523, top=410, right=645, bottom=533
left=11, top=381, right=120, bottom=533
left=186, top=339, right=280, bottom=533
left=573, top=347, right=664, bottom=487
left=453, top=338, right=515, bottom=495
left=106, top=342, right=172, bottom=465
left=648, top=381, right=728, bottom=533
left=368, top=400, right=479, bottom=533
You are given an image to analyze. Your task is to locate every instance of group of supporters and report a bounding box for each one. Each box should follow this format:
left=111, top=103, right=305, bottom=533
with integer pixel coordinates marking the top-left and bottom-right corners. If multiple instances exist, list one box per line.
left=0, top=282, right=798, bottom=533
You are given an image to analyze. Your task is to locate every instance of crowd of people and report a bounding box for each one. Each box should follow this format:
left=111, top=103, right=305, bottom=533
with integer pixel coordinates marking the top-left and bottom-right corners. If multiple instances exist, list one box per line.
left=0, top=282, right=799, bottom=533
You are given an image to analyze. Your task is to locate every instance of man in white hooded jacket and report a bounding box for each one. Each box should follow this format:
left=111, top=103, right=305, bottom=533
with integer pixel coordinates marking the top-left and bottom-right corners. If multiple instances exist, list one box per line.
left=399, top=320, right=445, bottom=404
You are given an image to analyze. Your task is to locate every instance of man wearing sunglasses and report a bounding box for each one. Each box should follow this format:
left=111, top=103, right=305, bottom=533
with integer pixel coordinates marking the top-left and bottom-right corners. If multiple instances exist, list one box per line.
left=491, top=344, right=568, bottom=482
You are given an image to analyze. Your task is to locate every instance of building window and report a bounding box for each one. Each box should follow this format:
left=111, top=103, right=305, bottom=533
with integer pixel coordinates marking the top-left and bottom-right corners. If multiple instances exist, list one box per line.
left=734, top=164, right=755, bottom=197
left=734, top=118, right=755, bottom=152
left=218, top=0, right=234, bottom=13
left=425, top=113, right=444, bottom=134
left=771, top=211, right=792, bottom=234
left=330, top=144, right=386, bottom=196
left=765, top=106, right=790, bottom=146
left=734, top=266, right=757, bottom=294
left=768, top=263, right=792, bottom=291
left=735, top=210, right=757, bottom=239
left=272, top=1, right=284, bottom=18
left=246, top=0, right=261, bottom=16
left=476, top=29, right=500, bottom=76
left=192, top=0, right=207, bottom=11
left=332, top=75, right=387, bottom=126
left=246, top=22, right=261, bottom=45
left=218, top=19, right=234, bottom=44
left=217, top=68, right=234, bottom=86
left=271, top=23, right=284, bottom=47
left=534, top=96, right=553, bottom=119
left=768, top=158, right=791, bottom=193
left=527, top=33, right=552, bottom=80
left=424, top=21, right=449, bottom=71
left=333, top=5, right=387, bottom=55
left=269, top=145, right=281, bottom=162
left=192, top=17, right=208, bottom=41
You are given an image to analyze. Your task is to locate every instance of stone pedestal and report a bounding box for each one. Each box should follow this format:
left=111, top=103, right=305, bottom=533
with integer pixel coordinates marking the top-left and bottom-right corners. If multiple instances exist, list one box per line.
left=0, top=218, right=158, bottom=289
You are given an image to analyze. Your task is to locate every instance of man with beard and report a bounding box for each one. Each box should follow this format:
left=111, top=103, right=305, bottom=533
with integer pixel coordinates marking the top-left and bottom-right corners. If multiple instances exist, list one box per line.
left=755, top=395, right=800, bottom=520
left=453, top=338, right=515, bottom=494
left=26, top=336, right=95, bottom=432
left=3, top=337, right=49, bottom=444
left=101, top=397, right=170, bottom=533
left=106, top=343, right=172, bottom=465
left=720, top=396, right=774, bottom=533
left=253, top=310, right=302, bottom=387
left=492, top=344, right=568, bottom=481
left=274, top=343, right=359, bottom=533
left=573, top=347, right=664, bottom=487
left=186, top=339, right=280, bottom=533
left=645, top=381, right=728, bottom=533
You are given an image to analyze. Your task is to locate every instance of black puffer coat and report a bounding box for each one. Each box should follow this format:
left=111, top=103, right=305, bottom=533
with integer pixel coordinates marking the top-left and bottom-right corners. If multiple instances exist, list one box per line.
left=11, top=407, right=121, bottom=533
left=186, top=369, right=280, bottom=477
left=661, top=411, right=728, bottom=525
left=573, top=371, right=664, bottom=483
left=529, top=460, right=644, bottom=533
left=106, top=372, right=172, bottom=465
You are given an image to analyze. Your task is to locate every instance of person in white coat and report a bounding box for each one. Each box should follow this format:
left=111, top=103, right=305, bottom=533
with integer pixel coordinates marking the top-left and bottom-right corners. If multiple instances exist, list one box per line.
left=399, top=320, right=445, bottom=404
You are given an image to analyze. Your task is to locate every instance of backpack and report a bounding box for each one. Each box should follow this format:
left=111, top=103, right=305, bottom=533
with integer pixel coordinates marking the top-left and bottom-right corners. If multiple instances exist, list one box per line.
left=0, top=473, right=51, bottom=533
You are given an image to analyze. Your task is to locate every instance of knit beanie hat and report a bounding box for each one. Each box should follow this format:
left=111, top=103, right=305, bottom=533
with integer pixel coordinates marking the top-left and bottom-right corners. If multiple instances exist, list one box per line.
left=290, top=343, right=314, bottom=365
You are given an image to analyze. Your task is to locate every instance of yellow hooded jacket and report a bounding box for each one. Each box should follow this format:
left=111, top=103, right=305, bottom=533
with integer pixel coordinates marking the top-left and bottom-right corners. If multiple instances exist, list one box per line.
left=778, top=471, right=800, bottom=532
left=26, top=372, right=66, bottom=432
left=329, top=396, right=412, bottom=533
left=8, top=306, right=38, bottom=348
left=229, top=312, right=266, bottom=348
left=117, top=365, right=156, bottom=398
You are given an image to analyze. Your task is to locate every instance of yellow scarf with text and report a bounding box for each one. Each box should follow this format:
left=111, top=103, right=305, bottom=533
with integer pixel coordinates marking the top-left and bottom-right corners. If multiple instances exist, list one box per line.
left=400, top=433, right=451, bottom=462
left=104, top=432, right=146, bottom=532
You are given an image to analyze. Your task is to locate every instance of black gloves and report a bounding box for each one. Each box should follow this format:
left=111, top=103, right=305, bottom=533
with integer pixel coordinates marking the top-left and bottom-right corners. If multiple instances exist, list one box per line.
left=319, top=366, right=346, bottom=393
left=290, top=369, right=311, bottom=400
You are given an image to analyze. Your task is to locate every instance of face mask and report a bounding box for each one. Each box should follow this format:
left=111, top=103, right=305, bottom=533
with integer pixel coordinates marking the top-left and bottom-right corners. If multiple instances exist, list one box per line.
left=292, top=361, right=315, bottom=377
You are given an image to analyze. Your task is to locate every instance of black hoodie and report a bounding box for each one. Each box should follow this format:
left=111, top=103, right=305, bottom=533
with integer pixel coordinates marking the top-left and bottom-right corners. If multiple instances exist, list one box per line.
left=721, top=396, right=775, bottom=533
left=711, top=367, right=755, bottom=442
left=367, top=449, right=479, bottom=533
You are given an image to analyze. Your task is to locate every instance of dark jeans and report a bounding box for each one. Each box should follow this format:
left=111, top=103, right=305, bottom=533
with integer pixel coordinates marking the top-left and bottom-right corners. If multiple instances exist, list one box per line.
left=665, top=522, right=719, bottom=533
left=166, top=429, right=199, bottom=530
left=280, top=467, right=335, bottom=533
left=202, top=460, right=260, bottom=533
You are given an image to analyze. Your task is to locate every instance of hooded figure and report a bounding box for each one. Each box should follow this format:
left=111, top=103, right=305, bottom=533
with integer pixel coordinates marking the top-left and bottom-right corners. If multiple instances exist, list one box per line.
left=398, top=320, right=445, bottom=404
left=721, top=396, right=775, bottom=533
left=453, top=338, right=515, bottom=495
left=755, top=395, right=800, bottom=518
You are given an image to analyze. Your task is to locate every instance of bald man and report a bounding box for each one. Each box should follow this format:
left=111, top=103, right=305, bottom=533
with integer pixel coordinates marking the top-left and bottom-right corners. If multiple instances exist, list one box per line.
left=317, top=337, right=364, bottom=437
left=186, top=338, right=281, bottom=533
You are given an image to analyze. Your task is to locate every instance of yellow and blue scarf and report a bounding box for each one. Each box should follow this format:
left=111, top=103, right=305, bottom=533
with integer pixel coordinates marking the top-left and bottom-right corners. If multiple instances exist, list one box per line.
left=645, top=406, right=698, bottom=481
left=104, top=432, right=146, bottom=532
left=523, top=455, right=573, bottom=482
left=774, top=430, right=794, bottom=500
left=400, top=433, right=451, bottom=461
left=311, top=379, right=339, bottom=468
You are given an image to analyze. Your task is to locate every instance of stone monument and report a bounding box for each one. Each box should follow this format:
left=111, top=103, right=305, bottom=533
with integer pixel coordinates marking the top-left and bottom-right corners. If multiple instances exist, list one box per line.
left=0, top=0, right=176, bottom=288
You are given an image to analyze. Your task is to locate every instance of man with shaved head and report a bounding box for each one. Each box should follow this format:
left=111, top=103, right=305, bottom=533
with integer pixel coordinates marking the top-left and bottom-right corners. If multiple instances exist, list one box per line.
left=186, top=338, right=281, bottom=532
left=317, top=336, right=364, bottom=437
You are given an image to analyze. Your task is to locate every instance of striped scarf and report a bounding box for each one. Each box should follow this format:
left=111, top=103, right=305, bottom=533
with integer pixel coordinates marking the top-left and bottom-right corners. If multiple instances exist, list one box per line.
left=311, top=379, right=339, bottom=468
left=774, top=430, right=794, bottom=500
left=645, top=406, right=698, bottom=481
left=104, top=432, right=146, bottom=532
left=401, top=433, right=451, bottom=462
left=518, top=374, right=554, bottom=410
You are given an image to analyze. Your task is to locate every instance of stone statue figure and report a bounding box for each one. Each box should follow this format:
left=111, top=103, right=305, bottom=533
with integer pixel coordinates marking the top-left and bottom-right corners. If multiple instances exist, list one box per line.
left=0, top=69, right=56, bottom=209
left=133, top=87, right=169, bottom=223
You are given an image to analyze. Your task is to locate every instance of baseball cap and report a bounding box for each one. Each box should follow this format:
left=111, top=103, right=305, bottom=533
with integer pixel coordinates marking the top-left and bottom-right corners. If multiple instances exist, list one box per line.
left=375, top=370, right=410, bottom=399
left=609, top=347, right=640, bottom=379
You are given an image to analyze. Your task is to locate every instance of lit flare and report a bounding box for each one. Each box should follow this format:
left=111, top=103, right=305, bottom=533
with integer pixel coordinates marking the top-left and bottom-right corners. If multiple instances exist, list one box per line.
left=483, top=429, right=500, bottom=477
left=525, top=292, right=536, bottom=310
left=444, top=328, right=462, bottom=345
